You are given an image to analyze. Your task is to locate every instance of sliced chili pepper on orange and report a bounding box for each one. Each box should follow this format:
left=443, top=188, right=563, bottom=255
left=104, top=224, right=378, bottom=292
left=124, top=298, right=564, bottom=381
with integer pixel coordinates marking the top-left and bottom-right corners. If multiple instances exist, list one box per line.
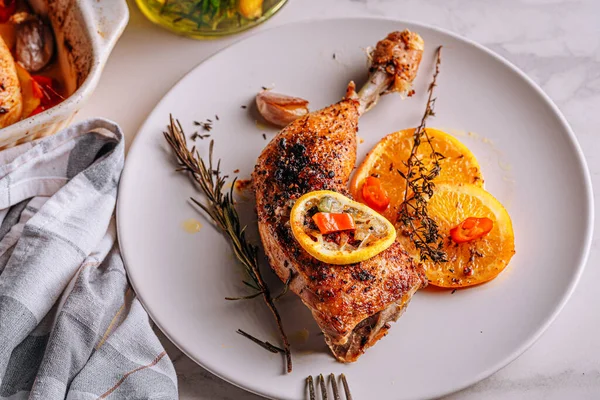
left=312, top=212, right=356, bottom=234
left=450, top=217, right=493, bottom=243
left=361, top=176, right=390, bottom=213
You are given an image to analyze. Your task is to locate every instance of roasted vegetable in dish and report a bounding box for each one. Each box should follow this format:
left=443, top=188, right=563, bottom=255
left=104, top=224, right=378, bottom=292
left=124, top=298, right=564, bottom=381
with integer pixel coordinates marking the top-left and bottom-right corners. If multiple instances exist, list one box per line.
left=0, top=1, right=16, bottom=23
left=13, top=11, right=54, bottom=72
left=0, top=34, right=22, bottom=127
left=0, top=0, right=64, bottom=129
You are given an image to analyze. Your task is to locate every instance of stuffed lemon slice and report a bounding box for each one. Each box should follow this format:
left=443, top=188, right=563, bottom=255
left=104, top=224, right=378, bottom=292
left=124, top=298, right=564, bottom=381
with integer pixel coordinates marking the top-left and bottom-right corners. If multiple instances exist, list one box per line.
left=290, top=190, right=396, bottom=265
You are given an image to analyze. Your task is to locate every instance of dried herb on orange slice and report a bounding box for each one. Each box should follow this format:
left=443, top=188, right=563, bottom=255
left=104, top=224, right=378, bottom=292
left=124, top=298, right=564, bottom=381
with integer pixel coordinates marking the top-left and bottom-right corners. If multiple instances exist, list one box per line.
left=350, top=127, right=483, bottom=224
left=397, top=182, right=515, bottom=288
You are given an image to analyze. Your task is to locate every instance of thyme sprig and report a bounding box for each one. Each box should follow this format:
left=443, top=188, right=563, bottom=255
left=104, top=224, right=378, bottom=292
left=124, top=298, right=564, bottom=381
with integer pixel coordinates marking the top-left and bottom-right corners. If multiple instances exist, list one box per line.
left=164, top=115, right=292, bottom=373
left=398, top=46, right=448, bottom=263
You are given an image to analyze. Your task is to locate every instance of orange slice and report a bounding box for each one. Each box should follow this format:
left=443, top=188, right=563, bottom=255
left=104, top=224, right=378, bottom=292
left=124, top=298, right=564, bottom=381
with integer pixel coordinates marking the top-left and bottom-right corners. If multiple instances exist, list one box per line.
left=350, top=128, right=483, bottom=224
left=290, top=190, right=396, bottom=265
left=397, top=182, right=515, bottom=288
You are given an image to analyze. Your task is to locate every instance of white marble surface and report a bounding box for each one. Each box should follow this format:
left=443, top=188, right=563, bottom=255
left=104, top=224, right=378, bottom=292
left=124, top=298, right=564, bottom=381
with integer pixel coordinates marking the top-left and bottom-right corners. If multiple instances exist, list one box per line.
left=76, top=0, right=600, bottom=398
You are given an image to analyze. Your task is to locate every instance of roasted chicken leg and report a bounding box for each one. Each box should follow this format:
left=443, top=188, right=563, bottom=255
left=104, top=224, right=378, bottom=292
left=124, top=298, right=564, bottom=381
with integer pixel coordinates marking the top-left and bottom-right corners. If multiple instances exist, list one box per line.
left=252, top=31, right=426, bottom=362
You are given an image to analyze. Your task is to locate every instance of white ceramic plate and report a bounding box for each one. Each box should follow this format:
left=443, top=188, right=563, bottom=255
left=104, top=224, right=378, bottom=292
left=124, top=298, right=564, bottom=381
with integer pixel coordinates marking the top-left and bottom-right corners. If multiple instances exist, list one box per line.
left=118, top=18, right=593, bottom=400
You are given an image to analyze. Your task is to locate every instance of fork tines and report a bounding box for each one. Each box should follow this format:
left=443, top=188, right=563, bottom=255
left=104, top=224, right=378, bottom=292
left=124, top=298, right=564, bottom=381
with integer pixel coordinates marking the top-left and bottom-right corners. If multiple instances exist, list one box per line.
left=307, top=373, right=352, bottom=400
left=330, top=374, right=340, bottom=400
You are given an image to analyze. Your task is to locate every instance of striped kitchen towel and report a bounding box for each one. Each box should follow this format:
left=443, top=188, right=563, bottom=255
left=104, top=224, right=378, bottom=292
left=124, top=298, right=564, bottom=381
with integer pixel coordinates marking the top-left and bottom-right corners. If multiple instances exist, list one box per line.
left=0, top=119, right=177, bottom=399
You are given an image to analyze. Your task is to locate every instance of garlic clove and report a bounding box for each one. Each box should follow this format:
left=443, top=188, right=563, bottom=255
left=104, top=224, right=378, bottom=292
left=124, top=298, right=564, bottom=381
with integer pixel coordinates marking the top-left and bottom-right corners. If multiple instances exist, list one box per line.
left=256, top=90, right=309, bottom=127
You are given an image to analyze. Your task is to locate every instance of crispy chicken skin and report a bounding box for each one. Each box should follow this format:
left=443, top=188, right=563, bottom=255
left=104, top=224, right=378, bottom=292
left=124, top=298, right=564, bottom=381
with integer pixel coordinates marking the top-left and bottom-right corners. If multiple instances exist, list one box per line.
left=370, top=30, right=424, bottom=95
left=252, top=30, right=426, bottom=362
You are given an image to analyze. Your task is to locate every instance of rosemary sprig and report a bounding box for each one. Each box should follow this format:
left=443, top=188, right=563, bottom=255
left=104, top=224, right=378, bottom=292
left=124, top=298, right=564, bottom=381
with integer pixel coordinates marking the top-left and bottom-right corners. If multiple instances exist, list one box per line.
left=236, top=329, right=284, bottom=354
left=398, top=46, right=448, bottom=263
left=164, top=115, right=292, bottom=373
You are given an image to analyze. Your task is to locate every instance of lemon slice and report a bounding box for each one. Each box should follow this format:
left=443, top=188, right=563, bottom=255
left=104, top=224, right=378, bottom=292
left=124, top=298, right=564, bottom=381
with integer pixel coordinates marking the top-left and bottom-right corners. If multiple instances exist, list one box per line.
left=290, top=190, right=396, bottom=265
left=397, top=182, right=515, bottom=288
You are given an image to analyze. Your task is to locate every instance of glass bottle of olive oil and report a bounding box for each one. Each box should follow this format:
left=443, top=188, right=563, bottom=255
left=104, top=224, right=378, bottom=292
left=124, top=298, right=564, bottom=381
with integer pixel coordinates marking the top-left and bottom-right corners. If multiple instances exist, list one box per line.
left=135, top=0, right=288, bottom=38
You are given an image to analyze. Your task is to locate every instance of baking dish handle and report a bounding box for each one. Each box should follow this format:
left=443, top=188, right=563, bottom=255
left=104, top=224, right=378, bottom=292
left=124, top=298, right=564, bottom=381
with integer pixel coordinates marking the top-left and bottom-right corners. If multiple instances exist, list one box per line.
left=86, top=0, right=130, bottom=56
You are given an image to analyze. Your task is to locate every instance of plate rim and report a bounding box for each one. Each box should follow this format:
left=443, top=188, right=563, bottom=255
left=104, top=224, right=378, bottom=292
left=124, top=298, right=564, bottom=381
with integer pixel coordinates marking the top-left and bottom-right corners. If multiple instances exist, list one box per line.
left=117, top=16, right=595, bottom=400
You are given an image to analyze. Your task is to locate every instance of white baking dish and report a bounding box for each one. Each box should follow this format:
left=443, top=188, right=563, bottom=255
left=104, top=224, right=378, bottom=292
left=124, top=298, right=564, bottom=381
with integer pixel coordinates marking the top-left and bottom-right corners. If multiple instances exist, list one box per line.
left=0, top=0, right=129, bottom=148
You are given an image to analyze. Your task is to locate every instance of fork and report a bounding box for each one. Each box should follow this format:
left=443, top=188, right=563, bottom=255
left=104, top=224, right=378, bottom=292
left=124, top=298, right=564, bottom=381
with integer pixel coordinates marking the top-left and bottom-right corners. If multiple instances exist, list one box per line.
left=307, top=373, right=353, bottom=400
